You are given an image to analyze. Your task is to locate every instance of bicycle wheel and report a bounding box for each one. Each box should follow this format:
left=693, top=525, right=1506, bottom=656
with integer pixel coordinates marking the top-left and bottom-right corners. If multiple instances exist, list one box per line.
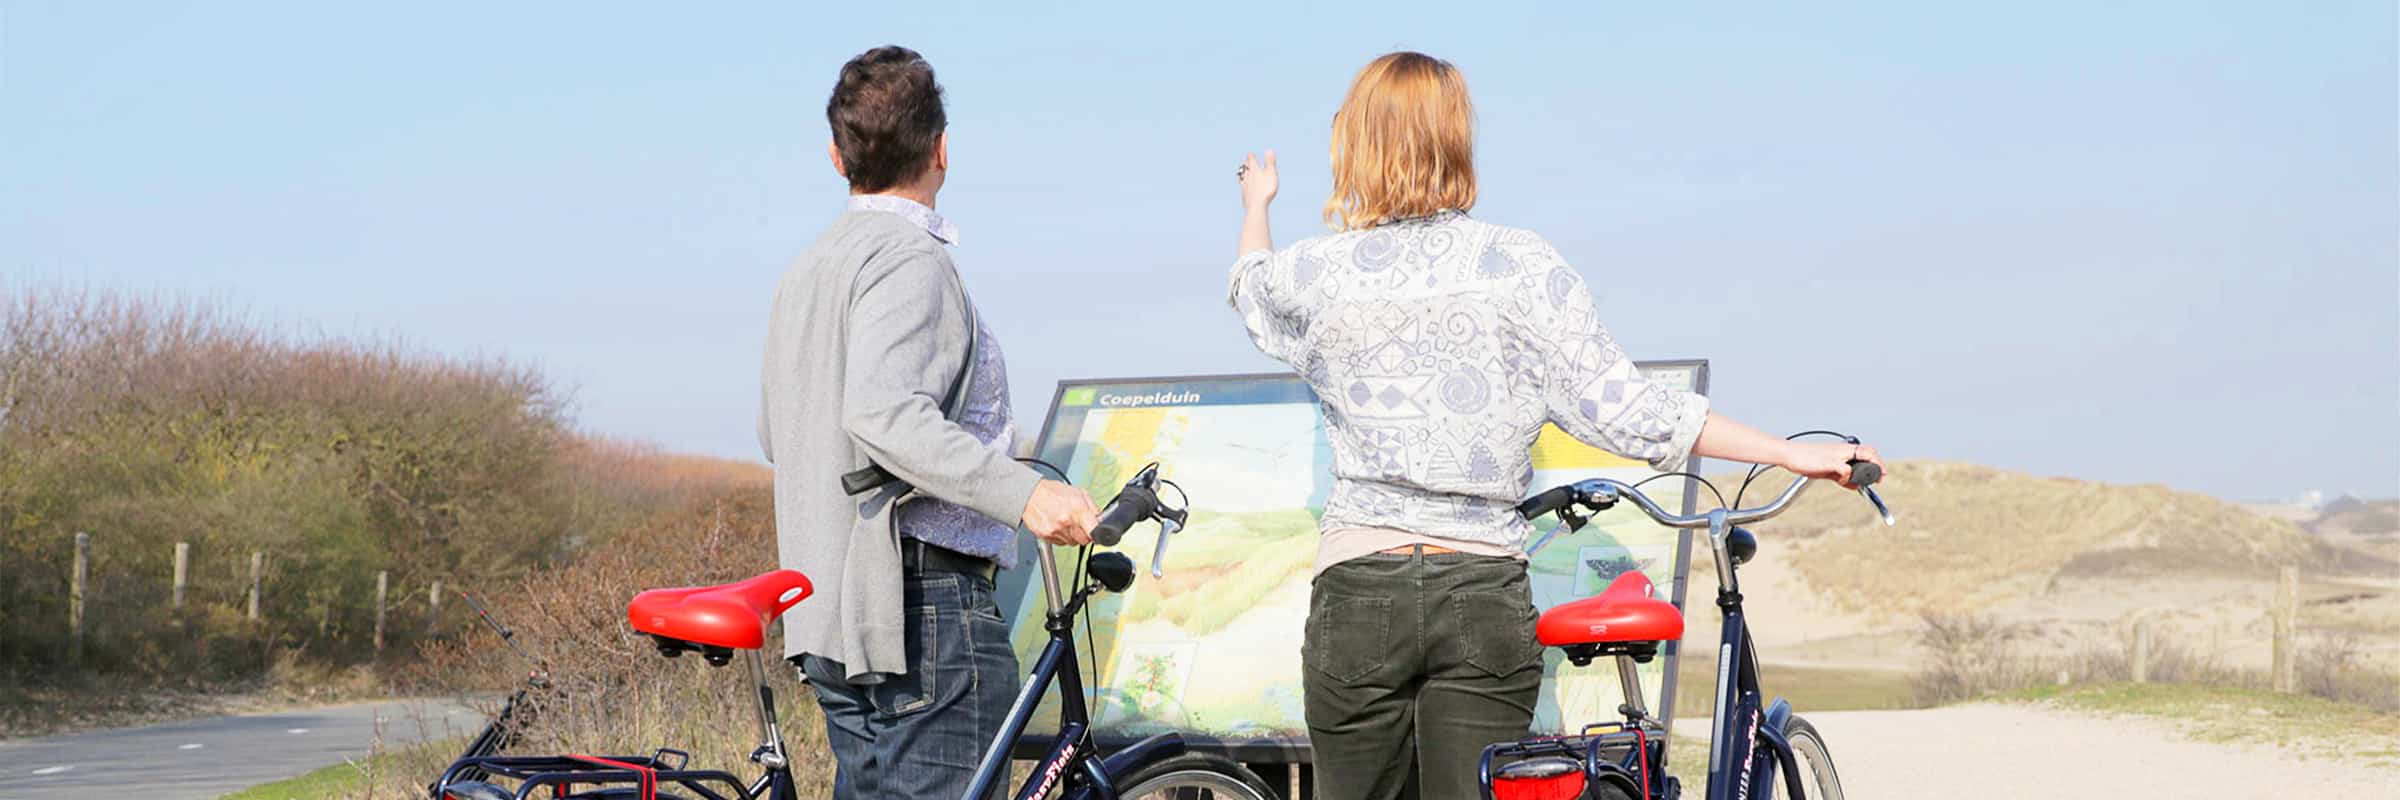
left=1783, top=715, right=1845, bottom=800
left=1115, top=752, right=1277, bottom=800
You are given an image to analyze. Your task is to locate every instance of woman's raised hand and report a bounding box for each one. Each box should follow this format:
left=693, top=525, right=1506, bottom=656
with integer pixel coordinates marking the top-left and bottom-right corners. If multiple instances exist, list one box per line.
left=1240, top=150, right=1279, bottom=211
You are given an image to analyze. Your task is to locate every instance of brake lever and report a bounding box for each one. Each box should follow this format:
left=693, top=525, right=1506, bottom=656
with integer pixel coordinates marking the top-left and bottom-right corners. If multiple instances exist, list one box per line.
left=1148, top=517, right=1182, bottom=578
left=1523, top=505, right=1589, bottom=556
left=1860, top=486, right=1896, bottom=526
left=1524, top=518, right=1571, bottom=556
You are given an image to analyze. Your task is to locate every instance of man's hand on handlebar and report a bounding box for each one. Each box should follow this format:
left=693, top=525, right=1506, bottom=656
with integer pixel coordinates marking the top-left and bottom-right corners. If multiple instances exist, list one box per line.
left=1784, top=441, right=1885, bottom=490
left=1021, top=479, right=1097, bottom=546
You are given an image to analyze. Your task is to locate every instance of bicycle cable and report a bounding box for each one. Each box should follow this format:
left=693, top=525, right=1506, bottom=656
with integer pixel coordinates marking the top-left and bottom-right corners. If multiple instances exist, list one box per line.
left=1015, top=457, right=1069, bottom=482
left=1070, top=543, right=1103, bottom=714
left=1629, top=470, right=1729, bottom=511
left=1157, top=478, right=1189, bottom=516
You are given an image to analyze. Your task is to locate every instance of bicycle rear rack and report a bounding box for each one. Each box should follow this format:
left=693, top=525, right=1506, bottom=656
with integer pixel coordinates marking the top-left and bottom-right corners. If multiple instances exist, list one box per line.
left=434, top=752, right=752, bottom=800
left=1480, top=721, right=1670, bottom=800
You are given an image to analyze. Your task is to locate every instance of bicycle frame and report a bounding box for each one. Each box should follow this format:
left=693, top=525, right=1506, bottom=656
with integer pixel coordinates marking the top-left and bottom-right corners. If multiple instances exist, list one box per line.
left=432, top=648, right=803, bottom=800
left=1494, top=471, right=1884, bottom=800
left=961, top=545, right=1189, bottom=800
left=1695, top=507, right=1819, bottom=800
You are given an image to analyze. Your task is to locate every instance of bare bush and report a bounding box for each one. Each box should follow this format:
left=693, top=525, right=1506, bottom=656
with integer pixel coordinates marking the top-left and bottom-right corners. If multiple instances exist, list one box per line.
left=1909, top=612, right=2043, bottom=705
left=2298, top=634, right=2400, bottom=712
left=0, top=286, right=760, bottom=689
left=1912, top=614, right=2396, bottom=713
left=369, top=489, right=837, bottom=798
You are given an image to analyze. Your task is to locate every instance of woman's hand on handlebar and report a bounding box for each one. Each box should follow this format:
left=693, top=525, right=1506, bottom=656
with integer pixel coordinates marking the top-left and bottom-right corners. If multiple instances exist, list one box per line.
left=1783, top=441, right=1884, bottom=490
left=1021, top=479, right=1097, bottom=546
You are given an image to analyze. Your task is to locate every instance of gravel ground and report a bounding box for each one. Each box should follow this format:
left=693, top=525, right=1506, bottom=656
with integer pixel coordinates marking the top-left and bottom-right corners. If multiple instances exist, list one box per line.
left=1796, top=703, right=2399, bottom=798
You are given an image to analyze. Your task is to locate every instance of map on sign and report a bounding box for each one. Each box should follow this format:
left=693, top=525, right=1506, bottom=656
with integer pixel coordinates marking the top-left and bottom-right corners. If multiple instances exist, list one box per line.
left=998, top=365, right=1708, bottom=756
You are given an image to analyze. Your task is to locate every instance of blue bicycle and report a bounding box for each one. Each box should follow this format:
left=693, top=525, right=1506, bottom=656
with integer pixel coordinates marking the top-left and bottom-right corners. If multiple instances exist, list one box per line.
left=960, top=463, right=1277, bottom=800
left=1482, top=442, right=1892, bottom=800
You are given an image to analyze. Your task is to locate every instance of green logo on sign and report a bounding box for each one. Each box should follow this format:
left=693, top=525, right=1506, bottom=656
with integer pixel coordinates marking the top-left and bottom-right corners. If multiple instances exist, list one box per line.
left=1061, top=387, right=1097, bottom=406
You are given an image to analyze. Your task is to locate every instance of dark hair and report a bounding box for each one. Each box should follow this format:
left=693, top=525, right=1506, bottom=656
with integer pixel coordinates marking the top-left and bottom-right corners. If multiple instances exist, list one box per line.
left=826, top=46, right=947, bottom=192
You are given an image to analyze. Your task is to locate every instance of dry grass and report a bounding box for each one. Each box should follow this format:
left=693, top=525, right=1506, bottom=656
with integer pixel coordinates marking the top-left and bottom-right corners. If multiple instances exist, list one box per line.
left=2298, top=634, right=2400, bottom=712
left=1908, top=612, right=2398, bottom=712
left=359, top=489, right=837, bottom=798
left=1742, top=462, right=2390, bottom=616
left=0, top=286, right=762, bottom=712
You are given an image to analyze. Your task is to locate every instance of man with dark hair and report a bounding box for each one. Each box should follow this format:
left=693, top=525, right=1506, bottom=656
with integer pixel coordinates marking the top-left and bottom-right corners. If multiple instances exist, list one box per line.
left=758, top=45, right=1097, bottom=799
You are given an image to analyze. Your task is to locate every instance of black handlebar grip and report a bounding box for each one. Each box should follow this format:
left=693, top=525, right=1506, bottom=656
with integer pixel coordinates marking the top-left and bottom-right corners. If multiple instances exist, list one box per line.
left=1091, top=485, right=1158, bottom=547
left=1515, top=485, right=1579, bottom=520
left=840, top=464, right=899, bottom=496
left=1847, top=460, right=1883, bottom=488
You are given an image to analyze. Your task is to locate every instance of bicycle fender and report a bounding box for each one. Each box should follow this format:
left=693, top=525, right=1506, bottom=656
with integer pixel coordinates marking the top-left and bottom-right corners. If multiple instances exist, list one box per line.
left=1061, top=733, right=1187, bottom=800
left=1761, top=697, right=1793, bottom=737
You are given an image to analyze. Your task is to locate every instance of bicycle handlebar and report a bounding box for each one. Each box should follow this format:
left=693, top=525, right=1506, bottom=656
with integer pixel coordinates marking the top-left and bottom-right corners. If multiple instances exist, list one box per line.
left=1092, top=464, right=1177, bottom=546
left=1519, top=458, right=1892, bottom=530
left=1088, top=464, right=1189, bottom=579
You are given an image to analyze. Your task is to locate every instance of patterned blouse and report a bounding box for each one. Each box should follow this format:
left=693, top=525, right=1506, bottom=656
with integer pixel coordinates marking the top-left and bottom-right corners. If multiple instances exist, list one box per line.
left=1228, top=210, right=1710, bottom=549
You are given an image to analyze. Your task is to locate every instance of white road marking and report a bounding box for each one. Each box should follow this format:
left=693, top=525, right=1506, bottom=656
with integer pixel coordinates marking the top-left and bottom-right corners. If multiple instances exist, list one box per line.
left=286, top=728, right=310, bottom=734
left=30, top=765, right=74, bottom=775
left=178, top=743, right=205, bottom=750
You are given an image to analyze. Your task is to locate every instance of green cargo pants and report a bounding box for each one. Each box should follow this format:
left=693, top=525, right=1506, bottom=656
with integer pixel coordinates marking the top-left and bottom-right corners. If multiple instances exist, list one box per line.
left=1304, top=548, right=1545, bottom=800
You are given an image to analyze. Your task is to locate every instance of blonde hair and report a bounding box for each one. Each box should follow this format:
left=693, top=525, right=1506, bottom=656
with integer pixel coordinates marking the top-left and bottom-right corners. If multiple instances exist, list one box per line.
left=1325, top=52, right=1477, bottom=231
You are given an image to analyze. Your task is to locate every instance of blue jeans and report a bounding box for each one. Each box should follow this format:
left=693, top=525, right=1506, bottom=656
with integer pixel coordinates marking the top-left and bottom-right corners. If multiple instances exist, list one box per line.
left=797, top=569, right=1020, bottom=800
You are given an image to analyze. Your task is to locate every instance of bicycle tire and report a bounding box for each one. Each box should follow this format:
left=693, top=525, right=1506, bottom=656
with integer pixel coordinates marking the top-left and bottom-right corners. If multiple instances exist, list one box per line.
left=1587, top=779, right=1639, bottom=800
left=1114, top=752, right=1277, bottom=800
left=1784, top=715, right=1845, bottom=800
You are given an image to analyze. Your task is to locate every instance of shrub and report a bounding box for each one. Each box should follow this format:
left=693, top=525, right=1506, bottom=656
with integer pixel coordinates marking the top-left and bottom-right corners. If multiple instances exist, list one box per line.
left=1908, top=612, right=2042, bottom=705
left=2298, top=634, right=2400, bottom=712
left=0, top=286, right=759, bottom=687
left=373, top=489, right=838, bottom=798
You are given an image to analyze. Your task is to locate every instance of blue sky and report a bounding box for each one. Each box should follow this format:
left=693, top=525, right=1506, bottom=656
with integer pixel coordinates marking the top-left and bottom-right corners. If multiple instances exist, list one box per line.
left=5, top=2, right=2394, bottom=500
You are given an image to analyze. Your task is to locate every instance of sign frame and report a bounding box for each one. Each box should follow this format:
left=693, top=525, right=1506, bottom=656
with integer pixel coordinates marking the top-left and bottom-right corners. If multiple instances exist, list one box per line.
left=1002, top=361, right=1711, bottom=765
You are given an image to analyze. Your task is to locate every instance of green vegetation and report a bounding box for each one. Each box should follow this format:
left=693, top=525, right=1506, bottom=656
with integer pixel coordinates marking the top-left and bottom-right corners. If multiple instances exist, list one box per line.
left=220, top=738, right=458, bottom=800
left=1669, top=658, right=1920, bottom=719
left=2013, top=682, right=2400, bottom=764
left=0, top=288, right=762, bottom=713
left=220, top=760, right=372, bottom=800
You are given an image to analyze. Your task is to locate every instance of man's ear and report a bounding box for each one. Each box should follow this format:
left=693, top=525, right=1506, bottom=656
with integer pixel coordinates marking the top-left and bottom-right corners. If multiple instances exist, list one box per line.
left=827, top=141, right=847, bottom=180
left=933, top=132, right=948, bottom=174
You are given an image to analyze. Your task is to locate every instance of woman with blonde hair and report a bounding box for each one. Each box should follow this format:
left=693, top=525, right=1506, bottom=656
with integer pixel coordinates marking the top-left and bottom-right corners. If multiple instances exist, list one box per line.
left=1230, top=51, right=1884, bottom=799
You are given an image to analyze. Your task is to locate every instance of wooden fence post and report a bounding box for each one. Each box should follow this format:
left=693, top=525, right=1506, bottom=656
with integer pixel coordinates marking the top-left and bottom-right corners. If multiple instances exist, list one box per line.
left=2130, top=617, right=2153, bottom=684
left=427, top=579, right=444, bottom=634
left=246, top=551, right=264, bottom=620
left=373, top=570, right=389, bottom=652
left=2272, top=566, right=2298, bottom=693
left=172, top=541, right=190, bottom=609
left=69, top=532, right=90, bottom=661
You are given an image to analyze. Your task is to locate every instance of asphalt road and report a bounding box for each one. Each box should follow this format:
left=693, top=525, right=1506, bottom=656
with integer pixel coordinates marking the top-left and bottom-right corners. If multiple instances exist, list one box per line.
left=0, top=698, right=485, bottom=800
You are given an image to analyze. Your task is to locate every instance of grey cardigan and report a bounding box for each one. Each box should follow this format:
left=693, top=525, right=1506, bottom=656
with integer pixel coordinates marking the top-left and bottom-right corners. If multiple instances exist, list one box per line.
left=757, top=210, right=1040, bottom=680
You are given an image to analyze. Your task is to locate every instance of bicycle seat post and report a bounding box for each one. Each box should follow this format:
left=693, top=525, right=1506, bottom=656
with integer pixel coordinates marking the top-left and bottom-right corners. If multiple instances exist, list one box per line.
left=1614, top=653, right=1649, bottom=723
left=745, top=648, right=790, bottom=771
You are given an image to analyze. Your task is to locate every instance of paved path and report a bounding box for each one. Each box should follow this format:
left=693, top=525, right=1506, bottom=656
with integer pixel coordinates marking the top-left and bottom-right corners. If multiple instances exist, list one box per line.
left=0, top=698, right=483, bottom=800
left=1797, top=704, right=2399, bottom=797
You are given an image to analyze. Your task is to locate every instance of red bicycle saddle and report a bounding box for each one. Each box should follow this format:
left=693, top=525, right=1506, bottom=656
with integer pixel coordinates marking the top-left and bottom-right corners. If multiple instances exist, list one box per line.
left=1537, top=572, right=1683, bottom=647
left=627, top=569, right=813, bottom=650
